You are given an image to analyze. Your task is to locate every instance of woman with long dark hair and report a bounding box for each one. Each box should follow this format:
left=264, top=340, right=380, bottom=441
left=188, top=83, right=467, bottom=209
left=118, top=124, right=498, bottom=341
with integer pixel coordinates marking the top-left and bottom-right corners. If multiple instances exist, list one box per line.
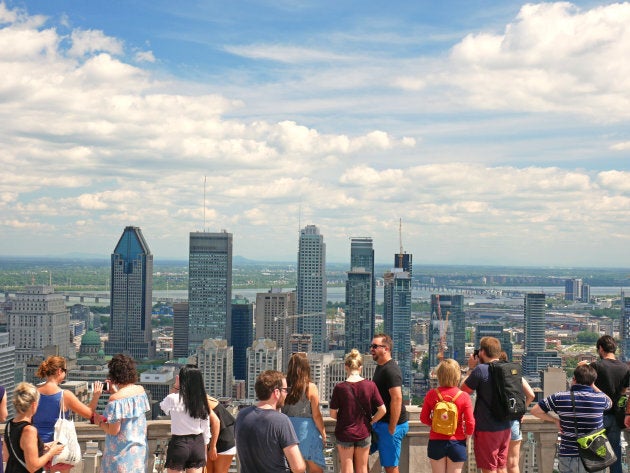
left=160, top=365, right=213, bottom=473
left=281, top=353, right=326, bottom=473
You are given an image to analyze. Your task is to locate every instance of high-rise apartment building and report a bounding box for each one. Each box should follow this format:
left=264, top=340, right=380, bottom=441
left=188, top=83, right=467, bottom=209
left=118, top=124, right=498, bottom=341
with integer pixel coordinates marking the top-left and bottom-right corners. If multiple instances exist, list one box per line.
left=8, top=285, right=73, bottom=364
left=246, top=339, right=282, bottom=399
left=188, top=231, right=233, bottom=354
left=296, top=225, right=327, bottom=352
left=255, top=289, right=296, bottom=368
left=620, top=293, right=630, bottom=362
left=104, top=226, right=155, bottom=359
left=475, top=324, right=513, bottom=360
left=522, top=293, right=561, bottom=376
left=428, top=295, right=465, bottom=372
left=383, top=268, right=412, bottom=386
left=345, top=238, right=375, bottom=354
left=197, top=339, right=234, bottom=398
left=231, top=298, right=254, bottom=381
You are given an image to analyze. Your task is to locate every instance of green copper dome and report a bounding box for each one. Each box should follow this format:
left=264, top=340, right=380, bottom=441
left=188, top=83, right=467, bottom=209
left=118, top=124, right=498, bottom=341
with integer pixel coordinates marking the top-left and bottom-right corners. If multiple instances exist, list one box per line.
left=81, top=330, right=101, bottom=346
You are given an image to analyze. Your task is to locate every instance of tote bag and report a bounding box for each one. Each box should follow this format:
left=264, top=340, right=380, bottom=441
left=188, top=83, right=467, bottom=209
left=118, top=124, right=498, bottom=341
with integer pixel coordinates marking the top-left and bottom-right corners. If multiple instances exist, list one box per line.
left=53, top=393, right=82, bottom=466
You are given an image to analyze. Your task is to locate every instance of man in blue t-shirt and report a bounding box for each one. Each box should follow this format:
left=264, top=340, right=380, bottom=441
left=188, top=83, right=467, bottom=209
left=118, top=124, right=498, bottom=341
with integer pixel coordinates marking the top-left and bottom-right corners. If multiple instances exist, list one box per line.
left=235, top=370, right=306, bottom=473
left=531, top=364, right=611, bottom=473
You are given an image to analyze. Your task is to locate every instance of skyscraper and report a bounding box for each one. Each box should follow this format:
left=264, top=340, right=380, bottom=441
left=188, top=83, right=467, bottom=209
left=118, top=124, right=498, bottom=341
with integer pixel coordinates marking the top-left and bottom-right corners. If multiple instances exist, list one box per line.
left=565, top=278, right=583, bottom=301
left=231, top=298, right=254, bottom=381
left=197, top=339, right=234, bottom=398
left=383, top=267, right=412, bottom=386
left=188, top=231, right=233, bottom=354
left=105, top=226, right=156, bottom=359
left=428, top=294, right=465, bottom=372
left=255, top=289, right=296, bottom=368
left=345, top=270, right=373, bottom=354
left=8, top=285, right=73, bottom=364
left=0, top=333, right=16, bottom=416
left=296, top=225, right=327, bottom=352
left=522, top=292, right=561, bottom=376
left=345, top=238, right=375, bottom=354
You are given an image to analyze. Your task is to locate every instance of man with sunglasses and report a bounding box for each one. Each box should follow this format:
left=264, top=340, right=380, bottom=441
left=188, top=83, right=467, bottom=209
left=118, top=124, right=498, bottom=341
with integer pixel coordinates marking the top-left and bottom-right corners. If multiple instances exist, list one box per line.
left=370, top=333, right=409, bottom=473
left=235, top=370, right=306, bottom=473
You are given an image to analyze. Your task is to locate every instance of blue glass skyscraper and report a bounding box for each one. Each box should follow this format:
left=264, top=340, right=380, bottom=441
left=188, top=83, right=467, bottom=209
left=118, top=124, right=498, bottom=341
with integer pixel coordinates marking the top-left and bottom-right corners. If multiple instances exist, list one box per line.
left=345, top=238, right=374, bottom=354
left=105, top=226, right=156, bottom=359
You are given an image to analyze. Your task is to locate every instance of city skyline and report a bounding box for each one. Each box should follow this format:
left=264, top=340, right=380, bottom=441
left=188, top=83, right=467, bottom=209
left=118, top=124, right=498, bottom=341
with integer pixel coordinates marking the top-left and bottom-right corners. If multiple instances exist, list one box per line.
left=2, top=1, right=630, bottom=267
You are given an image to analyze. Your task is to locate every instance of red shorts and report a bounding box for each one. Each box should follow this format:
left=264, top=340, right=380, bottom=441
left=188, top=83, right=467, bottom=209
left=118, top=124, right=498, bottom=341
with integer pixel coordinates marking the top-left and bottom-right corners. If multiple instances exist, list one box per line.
left=473, top=428, right=510, bottom=470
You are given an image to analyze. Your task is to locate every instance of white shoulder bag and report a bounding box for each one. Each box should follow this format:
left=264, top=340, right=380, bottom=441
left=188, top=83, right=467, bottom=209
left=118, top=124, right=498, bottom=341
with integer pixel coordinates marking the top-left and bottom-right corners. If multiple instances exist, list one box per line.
left=53, top=392, right=82, bottom=466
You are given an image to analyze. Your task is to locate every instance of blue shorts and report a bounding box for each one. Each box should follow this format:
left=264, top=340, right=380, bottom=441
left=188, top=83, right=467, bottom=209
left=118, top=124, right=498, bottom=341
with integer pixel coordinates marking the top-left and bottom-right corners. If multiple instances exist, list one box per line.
left=288, top=416, right=325, bottom=468
left=510, top=419, right=522, bottom=441
left=427, top=439, right=467, bottom=462
left=372, top=421, right=409, bottom=467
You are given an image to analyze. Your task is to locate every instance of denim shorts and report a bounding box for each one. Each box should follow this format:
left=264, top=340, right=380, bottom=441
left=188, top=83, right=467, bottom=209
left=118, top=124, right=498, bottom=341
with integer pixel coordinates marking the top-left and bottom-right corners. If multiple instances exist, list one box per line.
left=427, top=439, right=467, bottom=462
left=510, top=419, right=522, bottom=441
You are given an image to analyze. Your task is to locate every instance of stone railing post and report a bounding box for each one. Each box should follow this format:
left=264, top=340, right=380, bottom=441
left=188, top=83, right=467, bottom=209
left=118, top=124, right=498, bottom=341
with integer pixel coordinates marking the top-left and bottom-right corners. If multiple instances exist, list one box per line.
left=81, top=440, right=102, bottom=473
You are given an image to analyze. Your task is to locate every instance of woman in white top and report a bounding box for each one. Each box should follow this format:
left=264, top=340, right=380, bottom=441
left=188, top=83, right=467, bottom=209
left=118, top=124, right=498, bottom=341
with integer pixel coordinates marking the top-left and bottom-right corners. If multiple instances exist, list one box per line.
left=160, top=365, right=218, bottom=473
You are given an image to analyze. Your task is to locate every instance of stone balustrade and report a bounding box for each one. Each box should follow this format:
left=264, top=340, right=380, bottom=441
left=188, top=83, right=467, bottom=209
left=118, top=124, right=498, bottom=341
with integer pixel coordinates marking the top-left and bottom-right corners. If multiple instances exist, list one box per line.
left=0, top=416, right=575, bottom=472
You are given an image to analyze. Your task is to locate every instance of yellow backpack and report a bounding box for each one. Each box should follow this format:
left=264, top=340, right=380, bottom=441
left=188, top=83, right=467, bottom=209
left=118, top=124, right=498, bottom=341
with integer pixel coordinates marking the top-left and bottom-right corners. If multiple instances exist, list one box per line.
left=431, top=389, right=462, bottom=436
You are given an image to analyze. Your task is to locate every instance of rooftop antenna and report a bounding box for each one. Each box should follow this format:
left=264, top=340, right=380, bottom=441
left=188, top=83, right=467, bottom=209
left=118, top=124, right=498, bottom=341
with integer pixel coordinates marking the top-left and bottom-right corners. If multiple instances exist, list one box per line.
left=203, top=176, right=207, bottom=232
left=399, top=218, right=404, bottom=254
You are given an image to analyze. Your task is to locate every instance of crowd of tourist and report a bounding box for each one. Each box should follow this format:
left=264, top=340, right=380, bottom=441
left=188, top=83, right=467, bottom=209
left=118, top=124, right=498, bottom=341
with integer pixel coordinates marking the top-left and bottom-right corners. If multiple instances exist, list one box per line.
left=1, top=332, right=629, bottom=473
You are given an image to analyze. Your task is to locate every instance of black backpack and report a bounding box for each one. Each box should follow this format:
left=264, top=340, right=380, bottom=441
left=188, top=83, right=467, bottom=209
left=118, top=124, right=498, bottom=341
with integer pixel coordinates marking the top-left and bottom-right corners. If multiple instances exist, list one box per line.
left=488, top=360, right=526, bottom=421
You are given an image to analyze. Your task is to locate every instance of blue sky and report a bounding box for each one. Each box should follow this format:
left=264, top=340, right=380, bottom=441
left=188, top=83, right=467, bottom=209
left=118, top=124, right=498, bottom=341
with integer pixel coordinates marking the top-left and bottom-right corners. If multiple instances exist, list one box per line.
left=1, top=1, right=629, bottom=266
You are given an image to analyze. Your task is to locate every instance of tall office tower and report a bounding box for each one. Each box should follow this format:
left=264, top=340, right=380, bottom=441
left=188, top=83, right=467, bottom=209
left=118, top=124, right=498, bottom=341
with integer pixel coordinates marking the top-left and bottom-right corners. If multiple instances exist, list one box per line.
left=475, top=324, right=513, bottom=360
left=383, top=268, right=412, bottom=387
left=246, top=339, right=282, bottom=399
left=0, top=333, right=16, bottom=416
left=197, top=339, right=234, bottom=398
left=8, top=285, right=73, bottom=364
left=522, top=293, right=561, bottom=376
left=188, top=231, right=233, bottom=354
left=231, top=298, right=254, bottom=381
left=104, top=226, right=156, bottom=359
left=620, top=293, right=630, bottom=362
left=172, top=302, right=189, bottom=360
left=345, top=270, right=373, bottom=354
left=296, top=225, right=327, bottom=352
left=255, top=289, right=296, bottom=368
left=582, top=284, right=591, bottom=303
left=564, top=278, right=583, bottom=301
left=345, top=238, right=375, bottom=354
left=428, top=295, right=465, bottom=373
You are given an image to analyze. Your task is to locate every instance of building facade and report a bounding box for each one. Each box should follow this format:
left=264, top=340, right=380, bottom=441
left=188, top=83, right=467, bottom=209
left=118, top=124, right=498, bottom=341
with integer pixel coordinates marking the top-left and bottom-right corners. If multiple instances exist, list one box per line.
left=8, top=285, right=73, bottom=364
left=0, top=333, right=16, bottom=416
left=296, top=225, right=327, bottom=352
left=428, top=294, right=465, bottom=372
left=197, top=339, right=234, bottom=398
left=255, top=289, right=296, bottom=368
left=345, top=238, right=375, bottom=355
left=522, top=293, right=561, bottom=376
left=188, top=231, right=233, bottom=354
left=231, top=298, right=254, bottom=381
left=383, top=268, right=412, bottom=387
left=246, top=339, right=282, bottom=399
left=104, top=226, right=155, bottom=359
left=172, top=302, right=189, bottom=360
left=620, top=293, right=630, bottom=362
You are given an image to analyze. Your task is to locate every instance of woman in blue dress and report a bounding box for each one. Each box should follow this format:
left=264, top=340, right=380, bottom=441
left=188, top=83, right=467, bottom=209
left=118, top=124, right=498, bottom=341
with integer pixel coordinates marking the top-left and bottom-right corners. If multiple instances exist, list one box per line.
left=95, top=354, right=150, bottom=473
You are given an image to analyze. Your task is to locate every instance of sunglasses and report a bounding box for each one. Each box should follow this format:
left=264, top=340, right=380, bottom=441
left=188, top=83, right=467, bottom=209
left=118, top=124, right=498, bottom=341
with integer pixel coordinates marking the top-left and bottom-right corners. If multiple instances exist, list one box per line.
left=370, top=344, right=386, bottom=350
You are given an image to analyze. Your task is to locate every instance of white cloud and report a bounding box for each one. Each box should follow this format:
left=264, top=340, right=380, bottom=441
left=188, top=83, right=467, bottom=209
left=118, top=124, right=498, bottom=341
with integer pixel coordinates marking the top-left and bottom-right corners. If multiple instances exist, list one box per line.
left=224, top=44, right=352, bottom=64
left=68, top=29, right=124, bottom=57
